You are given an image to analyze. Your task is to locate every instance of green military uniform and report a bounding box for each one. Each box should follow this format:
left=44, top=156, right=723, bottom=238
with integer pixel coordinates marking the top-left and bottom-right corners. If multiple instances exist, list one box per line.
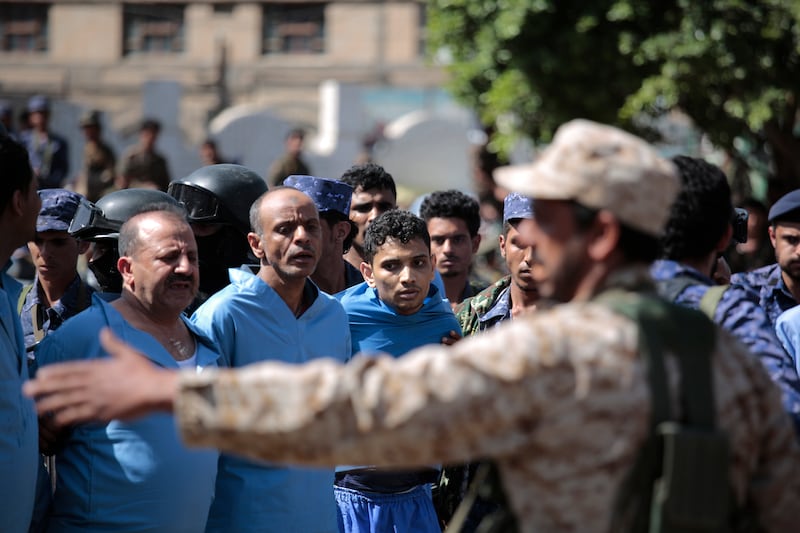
left=455, top=276, right=511, bottom=337
left=119, top=146, right=170, bottom=191
left=77, top=140, right=116, bottom=202
left=268, top=154, right=310, bottom=187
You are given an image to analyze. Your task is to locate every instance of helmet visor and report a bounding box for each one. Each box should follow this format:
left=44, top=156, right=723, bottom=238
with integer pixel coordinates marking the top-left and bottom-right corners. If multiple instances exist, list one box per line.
left=68, top=198, right=121, bottom=239
left=169, top=183, right=221, bottom=223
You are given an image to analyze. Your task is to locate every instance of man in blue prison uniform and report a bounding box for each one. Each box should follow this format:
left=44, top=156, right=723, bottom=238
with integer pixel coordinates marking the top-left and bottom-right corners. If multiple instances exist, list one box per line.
left=0, top=133, right=41, bottom=533
left=652, top=156, right=800, bottom=436
left=731, top=188, right=800, bottom=326
left=335, top=209, right=461, bottom=533
left=192, top=187, right=351, bottom=533
left=34, top=206, right=219, bottom=531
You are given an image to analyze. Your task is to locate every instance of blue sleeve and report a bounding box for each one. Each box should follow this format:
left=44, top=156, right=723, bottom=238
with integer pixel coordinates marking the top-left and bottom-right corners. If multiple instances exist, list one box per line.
left=191, top=300, right=236, bottom=368
left=776, top=307, right=800, bottom=376
left=718, top=285, right=800, bottom=436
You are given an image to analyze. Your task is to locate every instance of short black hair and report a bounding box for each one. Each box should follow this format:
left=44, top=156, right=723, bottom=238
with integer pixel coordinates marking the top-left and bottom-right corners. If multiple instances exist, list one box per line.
left=140, top=118, right=161, bottom=133
left=0, top=135, right=34, bottom=215
left=363, top=210, right=430, bottom=264
left=287, top=128, right=305, bottom=140
left=419, top=190, right=481, bottom=238
left=340, top=162, right=397, bottom=199
left=660, top=156, right=733, bottom=261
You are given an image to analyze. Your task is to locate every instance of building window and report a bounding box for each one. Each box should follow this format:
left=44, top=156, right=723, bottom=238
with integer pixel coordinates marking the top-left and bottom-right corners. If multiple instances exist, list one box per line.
left=262, top=3, right=325, bottom=55
left=0, top=3, right=48, bottom=53
left=123, top=4, right=185, bottom=55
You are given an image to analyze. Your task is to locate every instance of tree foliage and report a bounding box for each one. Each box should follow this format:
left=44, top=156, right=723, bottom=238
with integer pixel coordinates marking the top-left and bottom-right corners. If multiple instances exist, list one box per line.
left=428, top=0, right=800, bottom=198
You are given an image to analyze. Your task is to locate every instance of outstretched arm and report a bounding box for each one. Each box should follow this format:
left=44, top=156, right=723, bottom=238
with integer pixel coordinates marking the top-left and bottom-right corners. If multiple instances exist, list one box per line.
left=24, top=329, right=178, bottom=425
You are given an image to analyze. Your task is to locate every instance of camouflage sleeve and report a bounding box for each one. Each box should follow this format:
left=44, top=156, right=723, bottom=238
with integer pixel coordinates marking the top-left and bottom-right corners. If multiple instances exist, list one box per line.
left=454, top=297, right=479, bottom=337
left=174, top=304, right=643, bottom=468
left=713, top=330, right=800, bottom=531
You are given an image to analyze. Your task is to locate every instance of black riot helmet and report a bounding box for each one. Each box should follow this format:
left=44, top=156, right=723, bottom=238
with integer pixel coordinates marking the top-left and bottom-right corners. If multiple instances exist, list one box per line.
left=69, top=189, right=181, bottom=241
left=168, top=164, right=268, bottom=235
left=68, top=189, right=181, bottom=293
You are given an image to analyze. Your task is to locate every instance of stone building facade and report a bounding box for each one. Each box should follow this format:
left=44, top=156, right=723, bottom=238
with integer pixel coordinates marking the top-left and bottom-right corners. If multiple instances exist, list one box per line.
left=0, top=0, right=444, bottom=140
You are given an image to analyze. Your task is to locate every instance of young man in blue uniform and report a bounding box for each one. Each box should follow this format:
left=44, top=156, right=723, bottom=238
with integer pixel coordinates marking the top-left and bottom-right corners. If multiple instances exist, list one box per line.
left=336, top=209, right=461, bottom=533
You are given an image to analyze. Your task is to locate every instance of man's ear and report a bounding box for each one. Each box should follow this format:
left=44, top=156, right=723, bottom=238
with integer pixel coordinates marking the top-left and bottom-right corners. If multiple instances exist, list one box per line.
left=247, top=232, right=265, bottom=259
left=334, top=220, right=350, bottom=243
left=471, top=234, right=481, bottom=254
left=78, top=240, right=91, bottom=255
left=768, top=225, right=777, bottom=248
left=117, top=255, right=134, bottom=289
left=10, top=189, right=25, bottom=217
left=360, top=261, right=375, bottom=287
left=498, top=234, right=507, bottom=259
left=586, top=210, right=621, bottom=262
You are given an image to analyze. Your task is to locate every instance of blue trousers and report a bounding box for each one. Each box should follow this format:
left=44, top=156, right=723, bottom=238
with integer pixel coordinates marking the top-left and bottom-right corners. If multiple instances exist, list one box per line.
left=334, top=484, right=441, bottom=533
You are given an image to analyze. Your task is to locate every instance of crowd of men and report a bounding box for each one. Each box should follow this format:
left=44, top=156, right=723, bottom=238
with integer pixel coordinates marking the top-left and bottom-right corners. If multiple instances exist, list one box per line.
left=2, top=109, right=800, bottom=533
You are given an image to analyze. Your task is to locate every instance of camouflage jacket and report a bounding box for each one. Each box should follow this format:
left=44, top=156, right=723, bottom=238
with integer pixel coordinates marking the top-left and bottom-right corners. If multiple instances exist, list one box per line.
left=176, top=266, right=800, bottom=532
left=455, top=276, right=511, bottom=337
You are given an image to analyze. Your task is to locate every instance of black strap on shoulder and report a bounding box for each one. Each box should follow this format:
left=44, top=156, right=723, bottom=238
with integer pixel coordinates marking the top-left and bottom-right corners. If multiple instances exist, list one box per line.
left=598, top=290, right=719, bottom=532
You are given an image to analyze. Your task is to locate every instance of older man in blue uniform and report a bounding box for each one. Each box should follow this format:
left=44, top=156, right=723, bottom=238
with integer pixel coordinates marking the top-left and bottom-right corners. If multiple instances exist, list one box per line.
left=192, top=187, right=351, bottom=533
left=284, top=175, right=362, bottom=294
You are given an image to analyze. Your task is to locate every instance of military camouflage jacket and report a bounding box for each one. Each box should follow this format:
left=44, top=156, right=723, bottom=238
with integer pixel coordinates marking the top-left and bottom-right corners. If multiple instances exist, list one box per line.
left=175, top=266, right=800, bottom=533
left=455, top=276, right=512, bottom=336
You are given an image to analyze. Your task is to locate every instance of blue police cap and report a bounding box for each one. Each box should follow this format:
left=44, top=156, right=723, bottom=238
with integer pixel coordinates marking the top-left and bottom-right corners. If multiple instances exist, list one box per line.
left=283, top=175, right=353, bottom=217
left=768, top=189, right=800, bottom=223
left=37, top=189, right=83, bottom=233
left=27, top=95, right=49, bottom=113
left=503, top=192, right=534, bottom=223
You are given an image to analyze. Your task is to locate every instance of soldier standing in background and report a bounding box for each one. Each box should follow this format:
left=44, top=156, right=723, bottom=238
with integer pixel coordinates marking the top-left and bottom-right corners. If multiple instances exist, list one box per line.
left=75, top=110, right=116, bottom=202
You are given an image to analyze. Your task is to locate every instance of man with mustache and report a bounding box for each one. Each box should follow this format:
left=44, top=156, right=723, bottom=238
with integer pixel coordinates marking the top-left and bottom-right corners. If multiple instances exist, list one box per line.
left=190, top=187, right=351, bottom=533
left=335, top=209, right=460, bottom=533
left=732, top=188, right=800, bottom=325
left=33, top=204, right=219, bottom=531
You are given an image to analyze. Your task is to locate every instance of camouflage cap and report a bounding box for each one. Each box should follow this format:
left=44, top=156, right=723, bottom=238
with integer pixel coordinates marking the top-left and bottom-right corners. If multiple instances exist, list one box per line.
left=494, top=119, right=679, bottom=236
left=503, top=192, right=534, bottom=223
left=37, top=189, right=83, bottom=233
left=283, top=175, right=353, bottom=217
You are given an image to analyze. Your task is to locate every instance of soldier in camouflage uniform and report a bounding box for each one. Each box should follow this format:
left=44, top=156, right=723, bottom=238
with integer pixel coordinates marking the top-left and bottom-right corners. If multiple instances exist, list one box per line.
left=27, top=120, right=800, bottom=533
left=456, top=192, right=538, bottom=336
